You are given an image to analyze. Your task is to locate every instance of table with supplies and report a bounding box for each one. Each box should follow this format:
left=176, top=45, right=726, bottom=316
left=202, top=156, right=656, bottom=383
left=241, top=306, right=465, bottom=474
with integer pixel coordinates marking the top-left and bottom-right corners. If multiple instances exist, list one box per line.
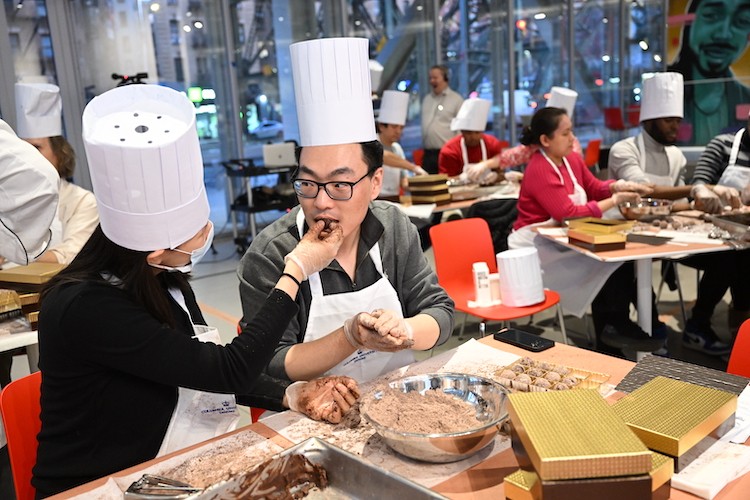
left=51, top=336, right=750, bottom=500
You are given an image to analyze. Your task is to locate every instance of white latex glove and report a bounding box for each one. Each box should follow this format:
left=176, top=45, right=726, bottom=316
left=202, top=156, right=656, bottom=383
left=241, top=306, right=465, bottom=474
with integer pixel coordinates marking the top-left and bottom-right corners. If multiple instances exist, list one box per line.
left=414, top=166, right=429, bottom=176
left=464, top=162, right=487, bottom=183
left=477, top=169, right=499, bottom=186
left=712, top=185, right=742, bottom=210
left=285, top=377, right=360, bottom=424
left=691, top=184, right=723, bottom=214
left=343, top=312, right=412, bottom=352
left=504, top=170, right=524, bottom=183
left=612, top=179, right=654, bottom=196
left=361, top=309, right=414, bottom=340
left=284, top=220, right=343, bottom=279
left=611, top=192, right=641, bottom=206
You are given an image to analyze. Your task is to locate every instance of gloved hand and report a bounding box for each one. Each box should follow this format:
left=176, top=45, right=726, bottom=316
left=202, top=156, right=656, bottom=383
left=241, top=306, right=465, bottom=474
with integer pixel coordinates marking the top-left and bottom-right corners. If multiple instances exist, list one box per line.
left=414, top=166, right=429, bottom=176
left=284, top=220, right=343, bottom=279
left=691, top=184, right=726, bottom=214
left=611, top=179, right=654, bottom=196
left=464, top=162, right=488, bottom=183
left=712, top=185, right=741, bottom=210
left=504, top=170, right=524, bottom=183
left=342, top=312, right=413, bottom=352
left=477, top=169, right=500, bottom=186
left=611, top=191, right=641, bottom=206
left=285, top=376, right=360, bottom=424
left=360, top=309, right=414, bottom=341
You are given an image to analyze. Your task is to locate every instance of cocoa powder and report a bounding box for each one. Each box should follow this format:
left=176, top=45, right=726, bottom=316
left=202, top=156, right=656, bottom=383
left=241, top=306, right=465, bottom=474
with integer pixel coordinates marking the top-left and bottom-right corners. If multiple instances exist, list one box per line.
left=366, top=389, right=481, bottom=434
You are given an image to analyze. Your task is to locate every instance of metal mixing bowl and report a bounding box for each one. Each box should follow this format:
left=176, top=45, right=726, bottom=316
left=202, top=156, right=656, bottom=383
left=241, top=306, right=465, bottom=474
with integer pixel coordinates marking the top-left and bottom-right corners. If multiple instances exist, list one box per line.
left=361, top=373, right=509, bottom=463
left=618, top=198, right=673, bottom=220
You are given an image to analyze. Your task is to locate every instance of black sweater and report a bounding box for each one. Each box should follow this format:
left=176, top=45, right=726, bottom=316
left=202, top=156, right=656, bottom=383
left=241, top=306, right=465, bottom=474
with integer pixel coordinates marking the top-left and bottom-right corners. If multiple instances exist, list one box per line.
left=32, top=279, right=297, bottom=498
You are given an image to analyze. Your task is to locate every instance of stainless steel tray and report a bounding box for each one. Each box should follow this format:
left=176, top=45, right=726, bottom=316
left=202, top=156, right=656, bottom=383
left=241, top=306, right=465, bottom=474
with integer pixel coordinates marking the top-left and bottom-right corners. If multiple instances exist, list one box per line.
left=709, top=213, right=750, bottom=240
left=193, top=437, right=447, bottom=499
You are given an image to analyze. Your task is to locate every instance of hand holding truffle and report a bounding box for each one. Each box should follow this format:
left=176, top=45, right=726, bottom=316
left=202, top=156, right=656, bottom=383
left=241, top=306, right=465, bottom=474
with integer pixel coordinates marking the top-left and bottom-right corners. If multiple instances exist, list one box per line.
left=285, top=376, right=360, bottom=424
left=343, top=310, right=414, bottom=353
left=284, top=220, right=343, bottom=279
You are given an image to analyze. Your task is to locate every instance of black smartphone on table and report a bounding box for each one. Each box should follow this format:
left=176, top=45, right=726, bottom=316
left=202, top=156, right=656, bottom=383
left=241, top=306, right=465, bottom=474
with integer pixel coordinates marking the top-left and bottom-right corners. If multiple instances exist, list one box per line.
left=493, top=327, right=555, bottom=352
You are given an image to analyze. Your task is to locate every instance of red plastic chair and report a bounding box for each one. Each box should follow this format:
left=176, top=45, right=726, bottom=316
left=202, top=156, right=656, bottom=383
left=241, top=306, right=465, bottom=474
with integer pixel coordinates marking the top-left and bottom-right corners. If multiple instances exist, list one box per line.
left=727, top=319, right=750, bottom=378
left=603, top=107, right=627, bottom=131
left=429, top=218, right=567, bottom=342
left=412, top=148, right=425, bottom=167
left=0, top=371, right=42, bottom=500
left=583, top=139, right=602, bottom=171
left=626, top=105, right=641, bottom=127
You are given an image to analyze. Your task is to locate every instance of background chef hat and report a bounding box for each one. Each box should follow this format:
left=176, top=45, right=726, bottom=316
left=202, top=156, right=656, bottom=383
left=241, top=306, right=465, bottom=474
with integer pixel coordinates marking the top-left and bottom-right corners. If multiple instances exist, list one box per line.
left=15, top=83, right=62, bottom=139
left=640, top=72, right=684, bottom=122
left=290, top=37, right=376, bottom=146
left=546, top=87, right=578, bottom=116
left=369, top=59, right=384, bottom=95
left=377, top=90, right=409, bottom=126
left=82, top=85, right=209, bottom=251
left=451, top=98, right=491, bottom=132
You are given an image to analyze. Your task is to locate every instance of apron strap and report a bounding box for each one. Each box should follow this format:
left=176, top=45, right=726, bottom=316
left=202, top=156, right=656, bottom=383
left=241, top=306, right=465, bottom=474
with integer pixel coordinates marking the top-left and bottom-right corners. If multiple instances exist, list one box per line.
left=728, top=128, right=746, bottom=169
left=460, top=137, right=488, bottom=166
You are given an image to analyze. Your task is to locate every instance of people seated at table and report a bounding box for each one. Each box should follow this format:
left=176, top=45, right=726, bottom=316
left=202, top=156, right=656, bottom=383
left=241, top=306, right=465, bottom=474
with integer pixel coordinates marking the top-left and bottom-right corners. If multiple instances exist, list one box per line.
left=438, top=98, right=505, bottom=183
left=507, top=106, right=659, bottom=355
left=376, top=90, right=427, bottom=201
left=32, top=85, right=359, bottom=498
left=609, top=72, right=742, bottom=356
left=692, top=104, right=750, bottom=335
left=239, top=38, right=454, bottom=386
left=461, top=87, right=583, bottom=181
left=14, top=83, right=99, bottom=265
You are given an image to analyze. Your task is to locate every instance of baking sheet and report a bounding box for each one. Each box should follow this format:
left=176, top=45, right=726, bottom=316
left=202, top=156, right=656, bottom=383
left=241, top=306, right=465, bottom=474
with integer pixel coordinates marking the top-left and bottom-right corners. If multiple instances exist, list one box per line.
left=195, top=437, right=446, bottom=499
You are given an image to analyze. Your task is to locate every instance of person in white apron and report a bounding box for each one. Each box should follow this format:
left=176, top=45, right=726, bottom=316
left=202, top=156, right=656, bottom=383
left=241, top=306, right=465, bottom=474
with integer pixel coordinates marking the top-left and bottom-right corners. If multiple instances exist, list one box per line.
left=507, top=106, right=657, bottom=353
left=607, top=73, right=735, bottom=356
left=438, top=98, right=505, bottom=180
left=238, top=38, right=455, bottom=386
left=32, top=84, right=359, bottom=499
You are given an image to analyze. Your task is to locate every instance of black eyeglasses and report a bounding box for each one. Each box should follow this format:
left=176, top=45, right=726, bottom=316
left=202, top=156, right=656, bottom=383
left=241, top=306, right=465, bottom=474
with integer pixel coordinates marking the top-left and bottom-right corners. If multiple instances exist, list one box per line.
left=292, top=170, right=374, bottom=201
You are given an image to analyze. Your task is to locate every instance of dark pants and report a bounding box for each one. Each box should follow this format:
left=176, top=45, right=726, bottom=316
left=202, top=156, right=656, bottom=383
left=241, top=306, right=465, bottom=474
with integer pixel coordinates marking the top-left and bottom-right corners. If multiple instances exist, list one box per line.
left=682, top=249, right=750, bottom=325
left=422, top=149, right=440, bottom=174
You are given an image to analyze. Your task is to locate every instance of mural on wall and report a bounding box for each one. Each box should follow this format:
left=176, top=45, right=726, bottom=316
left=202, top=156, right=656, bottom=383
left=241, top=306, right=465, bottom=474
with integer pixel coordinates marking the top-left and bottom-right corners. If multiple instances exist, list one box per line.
left=666, top=0, right=750, bottom=145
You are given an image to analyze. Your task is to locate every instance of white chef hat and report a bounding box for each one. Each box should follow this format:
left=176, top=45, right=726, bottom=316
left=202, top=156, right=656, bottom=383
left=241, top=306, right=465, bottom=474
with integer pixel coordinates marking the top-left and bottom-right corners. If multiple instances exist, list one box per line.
left=639, top=72, right=684, bottom=122
left=546, top=87, right=578, bottom=116
left=82, top=85, right=209, bottom=252
left=377, top=90, right=409, bottom=126
left=290, top=37, right=376, bottom=147
left=369, top=59, right=384, bottom=94
left=15, top=83, right=62, bottom=139
left=451, top=98, right=491, bottom=132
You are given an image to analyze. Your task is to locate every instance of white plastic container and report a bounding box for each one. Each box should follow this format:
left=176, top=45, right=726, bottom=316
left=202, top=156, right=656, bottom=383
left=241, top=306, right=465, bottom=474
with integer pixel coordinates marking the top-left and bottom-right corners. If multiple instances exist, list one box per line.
left=472, top=262, right=492, bottom=306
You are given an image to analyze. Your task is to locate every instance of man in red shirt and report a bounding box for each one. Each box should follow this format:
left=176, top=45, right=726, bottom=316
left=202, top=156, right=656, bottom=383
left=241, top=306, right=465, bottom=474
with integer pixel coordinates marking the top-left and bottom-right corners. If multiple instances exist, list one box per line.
left=438, top=98, right=504, bottom=181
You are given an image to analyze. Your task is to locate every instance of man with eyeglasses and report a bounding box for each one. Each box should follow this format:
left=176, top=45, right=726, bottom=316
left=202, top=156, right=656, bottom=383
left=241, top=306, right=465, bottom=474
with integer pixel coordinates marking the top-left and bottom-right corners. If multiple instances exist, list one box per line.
left=238, top=38, right=453, bottom=389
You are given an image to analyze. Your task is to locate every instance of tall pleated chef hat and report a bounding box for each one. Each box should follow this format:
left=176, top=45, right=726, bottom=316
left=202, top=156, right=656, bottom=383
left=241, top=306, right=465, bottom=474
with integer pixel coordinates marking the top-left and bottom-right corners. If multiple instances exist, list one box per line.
left=82, top=84, right=209, bottom=251
left=15, top=83, right=62, bottom=139
left=290, top=37, right=376, bottom=146
left=546, top=87, right=578, bottom=116
left=639, top=72, right=684, bottom=122
left=450, top=98, right=491, bottom=132
left=377, top=90, right=409, bottom=126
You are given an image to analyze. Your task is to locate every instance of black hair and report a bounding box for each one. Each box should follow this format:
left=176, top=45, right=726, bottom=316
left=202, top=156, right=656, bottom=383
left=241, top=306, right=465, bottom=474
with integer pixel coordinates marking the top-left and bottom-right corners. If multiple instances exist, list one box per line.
left=431, top=64, right=450, bottom=82
left=519, top=107, right=568, bottom=146
left=42, top=225, right=191, bottom=328
left=294, top=140, right=383, bottom=175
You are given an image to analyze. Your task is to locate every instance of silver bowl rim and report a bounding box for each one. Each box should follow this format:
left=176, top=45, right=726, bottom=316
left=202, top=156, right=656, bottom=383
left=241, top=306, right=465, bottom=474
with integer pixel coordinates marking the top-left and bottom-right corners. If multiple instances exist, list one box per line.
left=361, top=372, right=509, bottom=439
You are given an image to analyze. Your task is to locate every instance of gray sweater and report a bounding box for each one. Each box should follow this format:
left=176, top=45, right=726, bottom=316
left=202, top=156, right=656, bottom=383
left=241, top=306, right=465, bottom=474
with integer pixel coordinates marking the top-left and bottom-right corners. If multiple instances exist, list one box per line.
left=238, top=201, right=454, bottom=380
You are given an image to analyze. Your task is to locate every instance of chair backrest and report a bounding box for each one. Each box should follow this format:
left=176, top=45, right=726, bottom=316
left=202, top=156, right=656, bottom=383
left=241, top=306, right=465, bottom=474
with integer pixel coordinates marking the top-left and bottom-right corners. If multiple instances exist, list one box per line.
left=412, top=148, right=425, bottom=167
left=466, top=199, right=518, bottom=254
left=626, top=105, right=641, bottom=127
left=583, top=139, right=602, bottom=170
left=0, top=371, right=42, bottom=500
left=727, top=319, right=750, bottom=378
left=429, top=218, right=497, bottom=291
left=603, top=107, right=626, bottom=131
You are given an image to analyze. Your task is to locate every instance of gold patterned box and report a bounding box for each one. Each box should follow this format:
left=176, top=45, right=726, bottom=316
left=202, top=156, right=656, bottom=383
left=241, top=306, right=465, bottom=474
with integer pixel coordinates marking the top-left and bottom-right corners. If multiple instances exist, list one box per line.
left=503, top=452, right=673, bottom=500
left=566, top=217, right=634, bottom=234
left=612, top=376, right=736, bottom=461
left=507, top=390, right=651, bottom=480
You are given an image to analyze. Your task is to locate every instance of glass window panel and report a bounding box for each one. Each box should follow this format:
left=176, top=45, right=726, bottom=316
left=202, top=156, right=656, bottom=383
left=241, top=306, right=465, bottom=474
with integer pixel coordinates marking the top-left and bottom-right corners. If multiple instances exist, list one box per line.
left=4, top=0, right=57, bottom=81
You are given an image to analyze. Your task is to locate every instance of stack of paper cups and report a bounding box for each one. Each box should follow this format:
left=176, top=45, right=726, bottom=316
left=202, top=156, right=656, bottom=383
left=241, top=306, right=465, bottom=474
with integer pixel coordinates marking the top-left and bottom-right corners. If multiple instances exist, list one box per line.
left=496, top=247, right=545, bottom=307
left=472, top=262, right=492, bottom=306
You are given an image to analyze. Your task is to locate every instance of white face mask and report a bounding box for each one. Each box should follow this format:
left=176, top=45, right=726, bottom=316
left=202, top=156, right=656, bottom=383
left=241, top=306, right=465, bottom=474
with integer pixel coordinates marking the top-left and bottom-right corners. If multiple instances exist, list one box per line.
left=150, top=222, right=214, bottom=273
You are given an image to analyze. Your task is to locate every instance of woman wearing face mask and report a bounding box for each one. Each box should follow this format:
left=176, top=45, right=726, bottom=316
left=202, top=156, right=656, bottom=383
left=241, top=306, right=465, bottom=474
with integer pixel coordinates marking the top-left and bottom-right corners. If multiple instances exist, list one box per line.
left=32, top=85, right=358, bottom=498
left=507, top=107, right=658, bottom=355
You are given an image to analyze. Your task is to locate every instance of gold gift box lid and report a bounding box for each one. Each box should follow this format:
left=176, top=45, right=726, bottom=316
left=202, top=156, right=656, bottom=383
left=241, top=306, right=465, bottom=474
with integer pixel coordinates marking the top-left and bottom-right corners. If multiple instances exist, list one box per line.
left=0, top=263, right=65, bottom=285
left=650, top=452, right=674, bottom=492
left=508, top=389, right=651, bottom=480
left=567, top=217, right=634, bottom=234
left=612, top=376, right=737, bottom=457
